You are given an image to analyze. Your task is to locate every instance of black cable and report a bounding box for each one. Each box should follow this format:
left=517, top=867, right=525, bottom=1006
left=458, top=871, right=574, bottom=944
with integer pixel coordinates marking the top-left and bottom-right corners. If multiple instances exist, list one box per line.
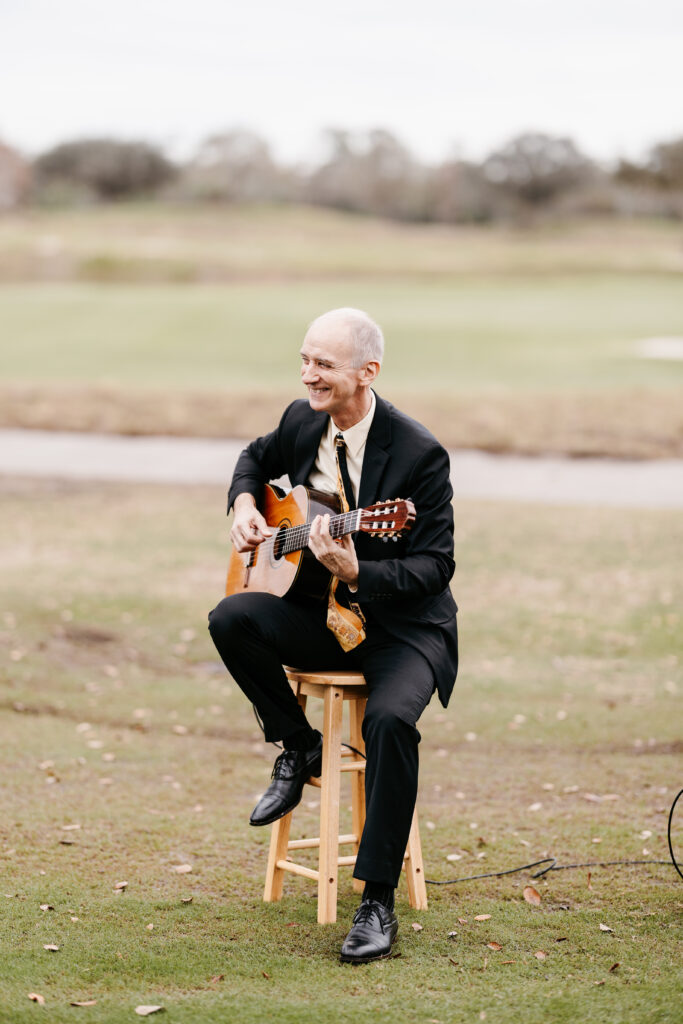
left=425, top=787, right=682, bottom=885
left=667, top=787, right=683, bottom=881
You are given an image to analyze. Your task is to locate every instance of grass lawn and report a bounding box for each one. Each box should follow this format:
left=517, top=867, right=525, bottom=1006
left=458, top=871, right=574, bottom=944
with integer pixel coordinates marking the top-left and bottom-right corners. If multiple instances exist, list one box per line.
left=0, top=478, right=681, bottom=1022
left=1, top=205, right=682, bottom=457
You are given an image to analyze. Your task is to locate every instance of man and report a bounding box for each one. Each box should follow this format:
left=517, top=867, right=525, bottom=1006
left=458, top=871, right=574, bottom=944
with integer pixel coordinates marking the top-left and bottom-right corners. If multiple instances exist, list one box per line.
left=208, top=308, right=458, bottom=963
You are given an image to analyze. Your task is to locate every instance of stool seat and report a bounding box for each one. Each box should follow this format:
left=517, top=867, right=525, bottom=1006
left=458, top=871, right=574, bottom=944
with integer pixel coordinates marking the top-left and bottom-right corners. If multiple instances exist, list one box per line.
left=262, top=667, right=428, bottom=924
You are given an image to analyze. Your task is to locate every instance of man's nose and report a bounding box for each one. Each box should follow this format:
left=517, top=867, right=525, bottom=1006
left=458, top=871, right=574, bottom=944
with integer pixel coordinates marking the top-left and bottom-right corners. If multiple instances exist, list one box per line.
left=302, top=365, right=319, bottom=383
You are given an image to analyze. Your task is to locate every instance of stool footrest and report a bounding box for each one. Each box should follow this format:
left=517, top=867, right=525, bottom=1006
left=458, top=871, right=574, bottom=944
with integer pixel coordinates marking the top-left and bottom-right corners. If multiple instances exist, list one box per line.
left=288, top=833, right=357, bottom=851
left=277, top=860, right=319, bottom=882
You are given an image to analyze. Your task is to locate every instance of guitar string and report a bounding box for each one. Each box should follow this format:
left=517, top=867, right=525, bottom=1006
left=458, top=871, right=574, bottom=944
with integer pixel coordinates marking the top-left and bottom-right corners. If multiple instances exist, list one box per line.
left=253, top=504, right=402, bottom=561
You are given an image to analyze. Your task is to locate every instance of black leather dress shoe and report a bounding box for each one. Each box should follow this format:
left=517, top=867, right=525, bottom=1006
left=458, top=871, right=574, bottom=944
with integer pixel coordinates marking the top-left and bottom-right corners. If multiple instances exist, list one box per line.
left=340, top=899, right=399, bottom=963
left=249, top=732, right=323, bottom=826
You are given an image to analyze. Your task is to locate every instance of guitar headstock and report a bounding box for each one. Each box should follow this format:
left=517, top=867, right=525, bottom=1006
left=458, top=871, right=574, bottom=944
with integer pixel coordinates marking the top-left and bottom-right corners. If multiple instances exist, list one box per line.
left=358, top=498, right=416, bottom=541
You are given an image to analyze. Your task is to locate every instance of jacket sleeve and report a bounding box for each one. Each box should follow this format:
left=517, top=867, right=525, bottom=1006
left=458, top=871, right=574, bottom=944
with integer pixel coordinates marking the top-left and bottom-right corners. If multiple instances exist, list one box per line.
left=353, top=444, right=455, bottom=602
left=227, top=403, right=296, bottom=512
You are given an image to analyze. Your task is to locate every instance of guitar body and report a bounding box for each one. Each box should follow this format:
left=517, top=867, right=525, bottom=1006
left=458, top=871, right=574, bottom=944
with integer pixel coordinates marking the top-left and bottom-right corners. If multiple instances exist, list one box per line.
left=225, top=484, right=341, bottom=600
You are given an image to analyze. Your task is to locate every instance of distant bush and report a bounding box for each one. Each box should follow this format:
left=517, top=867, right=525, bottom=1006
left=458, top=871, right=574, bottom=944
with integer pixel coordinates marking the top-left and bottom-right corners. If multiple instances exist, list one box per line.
left=482, top=132, right=597, bottom=207
left=33, top=138, right=176, bottom=199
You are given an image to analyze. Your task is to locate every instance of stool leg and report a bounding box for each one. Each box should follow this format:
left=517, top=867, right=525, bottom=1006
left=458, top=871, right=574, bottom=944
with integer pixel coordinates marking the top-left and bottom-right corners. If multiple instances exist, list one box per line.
left=317, top=685, right=343, bottom=924
left=349, top=696, right=366, bottom=895
left=263, top=810, right=293, bottom=903
left=263, top=686, right=307, bottom=904
left=404, top=811, right=428, bottom=911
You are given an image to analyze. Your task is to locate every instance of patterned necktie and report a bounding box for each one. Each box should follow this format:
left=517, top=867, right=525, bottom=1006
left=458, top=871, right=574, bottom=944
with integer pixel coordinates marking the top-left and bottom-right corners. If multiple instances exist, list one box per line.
left=325, top=434, right=366, bottom=651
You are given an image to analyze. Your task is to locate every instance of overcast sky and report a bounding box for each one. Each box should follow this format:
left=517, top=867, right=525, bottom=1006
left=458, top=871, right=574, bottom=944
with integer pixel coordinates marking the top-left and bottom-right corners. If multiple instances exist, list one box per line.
left=2, top=0, right=682, bottom=165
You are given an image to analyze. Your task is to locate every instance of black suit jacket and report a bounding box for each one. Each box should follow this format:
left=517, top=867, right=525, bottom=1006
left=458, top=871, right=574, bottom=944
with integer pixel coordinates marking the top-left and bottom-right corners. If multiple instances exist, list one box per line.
left=228, top=392, right=458, bottom=707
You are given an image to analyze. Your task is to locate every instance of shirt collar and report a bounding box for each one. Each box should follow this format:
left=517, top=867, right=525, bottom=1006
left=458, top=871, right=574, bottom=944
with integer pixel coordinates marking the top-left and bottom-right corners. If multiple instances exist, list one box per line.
left=331, top=389, right=376, bottom=458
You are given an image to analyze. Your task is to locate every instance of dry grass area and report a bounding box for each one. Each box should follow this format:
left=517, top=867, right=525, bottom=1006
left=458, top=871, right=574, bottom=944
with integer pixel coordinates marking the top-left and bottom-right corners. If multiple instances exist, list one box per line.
left=1, top=204, right=682, bottom=282
left=2, top=381, right=683, bottom=459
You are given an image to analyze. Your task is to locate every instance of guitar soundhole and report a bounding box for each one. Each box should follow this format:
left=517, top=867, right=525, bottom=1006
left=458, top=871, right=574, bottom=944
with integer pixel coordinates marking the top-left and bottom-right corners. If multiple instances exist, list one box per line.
left=271, top=520, right=291, bottom=564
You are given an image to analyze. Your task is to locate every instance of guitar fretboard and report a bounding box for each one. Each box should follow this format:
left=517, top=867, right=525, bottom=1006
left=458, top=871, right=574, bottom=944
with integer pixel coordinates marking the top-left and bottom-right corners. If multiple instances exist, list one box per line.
left=274, top=508, right=362, bottom=557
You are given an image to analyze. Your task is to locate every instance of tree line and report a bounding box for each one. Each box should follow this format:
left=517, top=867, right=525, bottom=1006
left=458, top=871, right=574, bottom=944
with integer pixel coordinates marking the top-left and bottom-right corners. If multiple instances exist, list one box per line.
left=1, top=129, right=682, bottom=222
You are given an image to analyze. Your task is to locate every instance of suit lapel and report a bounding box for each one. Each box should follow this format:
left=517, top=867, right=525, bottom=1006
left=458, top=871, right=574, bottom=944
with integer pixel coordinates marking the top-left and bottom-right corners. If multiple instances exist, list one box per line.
left=292, top=410, right=328, bottom=486
left=358, top=392, right=392, bottom=508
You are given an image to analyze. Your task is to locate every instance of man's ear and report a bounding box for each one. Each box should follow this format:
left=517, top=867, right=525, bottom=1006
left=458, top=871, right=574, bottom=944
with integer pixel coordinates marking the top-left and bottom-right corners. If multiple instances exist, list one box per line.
left=359, top=360, right=380, bottom=385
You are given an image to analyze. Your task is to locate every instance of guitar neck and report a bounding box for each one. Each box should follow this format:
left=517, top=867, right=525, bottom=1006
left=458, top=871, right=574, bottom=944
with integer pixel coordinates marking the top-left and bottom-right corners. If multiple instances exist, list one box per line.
left=280, top=509, right=361, bottom=556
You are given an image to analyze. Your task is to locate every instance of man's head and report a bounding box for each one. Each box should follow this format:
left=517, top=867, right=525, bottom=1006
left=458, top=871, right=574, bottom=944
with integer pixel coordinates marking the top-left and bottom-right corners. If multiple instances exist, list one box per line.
left=300, top=308, right=382, bottom=429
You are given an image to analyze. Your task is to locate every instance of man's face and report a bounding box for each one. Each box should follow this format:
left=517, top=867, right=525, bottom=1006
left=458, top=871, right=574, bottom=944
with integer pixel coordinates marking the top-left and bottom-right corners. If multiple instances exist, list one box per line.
left=300, top=320, right=367, bottom=424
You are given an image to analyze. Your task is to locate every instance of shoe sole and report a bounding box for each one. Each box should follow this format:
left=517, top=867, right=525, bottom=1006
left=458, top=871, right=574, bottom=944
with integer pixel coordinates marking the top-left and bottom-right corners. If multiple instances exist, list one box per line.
left=339, top=948, right=395, bottom=964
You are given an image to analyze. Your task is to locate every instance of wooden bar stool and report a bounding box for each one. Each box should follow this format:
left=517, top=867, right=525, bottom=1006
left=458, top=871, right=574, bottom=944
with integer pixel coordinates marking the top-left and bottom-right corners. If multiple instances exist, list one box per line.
left=263, top=668, right=428, bottom=924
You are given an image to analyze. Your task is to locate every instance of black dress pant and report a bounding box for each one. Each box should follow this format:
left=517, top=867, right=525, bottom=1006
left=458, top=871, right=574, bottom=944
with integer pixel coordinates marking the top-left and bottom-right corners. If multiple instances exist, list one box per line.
left=208, top=592, right=435, bottom=888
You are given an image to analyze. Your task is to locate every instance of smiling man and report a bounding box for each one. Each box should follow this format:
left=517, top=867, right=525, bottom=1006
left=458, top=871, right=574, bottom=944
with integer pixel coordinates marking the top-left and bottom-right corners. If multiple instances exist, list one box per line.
left=208, top=308, right=458, bottom=962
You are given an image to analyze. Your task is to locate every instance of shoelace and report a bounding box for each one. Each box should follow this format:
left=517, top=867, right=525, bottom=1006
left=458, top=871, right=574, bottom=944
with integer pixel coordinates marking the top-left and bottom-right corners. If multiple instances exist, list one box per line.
left=271, top=750, right=298, bottom=780
left=352, top=901, right=387, bottom=930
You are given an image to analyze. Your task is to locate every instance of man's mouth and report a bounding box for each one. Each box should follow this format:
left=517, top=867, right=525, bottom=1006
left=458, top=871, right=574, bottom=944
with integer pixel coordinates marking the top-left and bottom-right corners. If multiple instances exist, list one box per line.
left=308, top=387, right=329, bottom=395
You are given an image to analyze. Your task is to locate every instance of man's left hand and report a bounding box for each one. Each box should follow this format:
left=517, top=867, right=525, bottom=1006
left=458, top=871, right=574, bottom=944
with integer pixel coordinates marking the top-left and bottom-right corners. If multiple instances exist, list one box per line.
left=308, top=514, right=359, bottom=587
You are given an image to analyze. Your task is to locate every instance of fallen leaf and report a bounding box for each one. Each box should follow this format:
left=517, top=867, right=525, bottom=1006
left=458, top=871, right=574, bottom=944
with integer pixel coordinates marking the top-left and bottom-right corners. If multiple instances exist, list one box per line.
left=70, top=916, right=79, bottom=923
left=474, top=914, right=491, bottom=921
left=70, top=1000, right=97, bottom=1007
left=523, top=885, right=541, bottom=906
left=609, top=962, right=620, bottom=972
left=501, top=960, right=516, bottom=964
left=528, top=802, right=542, bottom=812
left=458, top=917, right=468, bottom=925
left=447, top=931, right=458, bottom=940
left=180, top=897, right=193, bottom=904
left=555, top=936, right=568, bottom=942
left=43, top=944, right=60, bottom=952
left=599, top=923, right=613, bottom=933
left=583, top=793, right=601, bottom=803
left=40, top=904, right=54, bottom=912
left=146, top=923, right=154, bottom=931
left=446, top=853, right=462, bottom=861
left=62, top=824, right=81, bottom=831
left=172, top=864, right=192, bottom=874
left=113, top=881, right=128, bottom=891
left=487, top=942, right=503, bottom=951
left=448, top=958, right=458, bottom=966
left=411, top=922, right=423, bottom=931
left=135, top=1008, right=165, bottom=1017
left=262, top=971, right=270, bottom=979
left=534, top=950, right=547, bottom=960
left=587, top=872, right=593, bottom=890
left=210, top=975, right=224, bottom=983
left=60, top=839, right=75, bottom=845
left=594, top=980, right=605, bottom=986
left=28, top=993, right=46, bottom=1004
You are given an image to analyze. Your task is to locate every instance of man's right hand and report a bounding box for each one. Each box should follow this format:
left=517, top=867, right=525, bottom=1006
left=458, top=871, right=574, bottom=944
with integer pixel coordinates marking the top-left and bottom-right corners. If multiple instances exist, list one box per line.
left=230, top=494, right=273, bottom=552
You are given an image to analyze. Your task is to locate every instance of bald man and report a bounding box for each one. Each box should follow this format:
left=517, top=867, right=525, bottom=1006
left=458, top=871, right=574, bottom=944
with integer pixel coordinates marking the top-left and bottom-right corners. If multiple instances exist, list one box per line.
left=209, top=308, right=458, bottom=962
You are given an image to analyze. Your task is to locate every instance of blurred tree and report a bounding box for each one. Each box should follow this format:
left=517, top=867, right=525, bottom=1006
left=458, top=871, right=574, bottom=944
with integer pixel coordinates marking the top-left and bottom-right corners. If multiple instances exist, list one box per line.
left=180, top=130, right=288, bottom=201
left=34, top=139, right=176, bottom=199
left=426, top=159, right=510, bottom=223
left=648, top=136, right=683, bottom=190
left=0, top=139, right=30, bottom=208
left=482, top=132, right=596, bottom=206
left=308, top=129, right=428, bottom=220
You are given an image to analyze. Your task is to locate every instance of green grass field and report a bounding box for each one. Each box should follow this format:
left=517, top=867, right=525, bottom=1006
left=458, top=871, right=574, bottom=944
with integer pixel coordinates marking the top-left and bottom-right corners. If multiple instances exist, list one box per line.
left=1, top=276, right=683, bottom=393
left=1, top=478, right=681, bottom=1022
left=1, top=204, right=682, bottom=456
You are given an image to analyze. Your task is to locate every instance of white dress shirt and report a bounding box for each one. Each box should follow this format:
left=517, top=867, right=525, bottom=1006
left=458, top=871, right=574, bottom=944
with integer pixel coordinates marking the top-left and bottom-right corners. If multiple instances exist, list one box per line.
left=307, top=390, right=376, bottom=506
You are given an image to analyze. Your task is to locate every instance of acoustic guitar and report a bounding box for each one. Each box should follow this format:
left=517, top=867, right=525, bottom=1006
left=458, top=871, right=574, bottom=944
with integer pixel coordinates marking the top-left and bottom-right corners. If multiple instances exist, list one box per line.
left=225, top=483, right=416, bottom=601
